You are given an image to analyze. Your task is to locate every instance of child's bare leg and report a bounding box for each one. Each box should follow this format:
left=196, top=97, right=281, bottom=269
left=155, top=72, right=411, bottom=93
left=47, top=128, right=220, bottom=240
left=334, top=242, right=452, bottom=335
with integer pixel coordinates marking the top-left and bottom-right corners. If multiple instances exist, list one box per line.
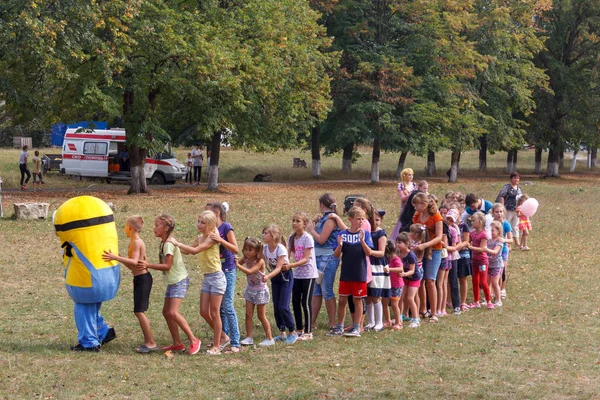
left=391, top=298, right=401, bottom=325
left=405, top=286, right=419, bottom=320
left=135, top=312, right=157, bottom=347
left=418, top=283, right=427, bottom=315
left=200, top=292, right=223, bottom=350
left=491, top=275, right=501, bottom=302
left=257, top=304, right=272, bottom=340
left=245, top=301, right=255, bottom=339
left=163, top=298, right=195, bottom=346
left=337, top=296, right=348, bottom=325
left=209, top=294, right=223, bottom=349
left=521, top=229, right=529, bottom=248
left=382, top=297, right=391, bottom=325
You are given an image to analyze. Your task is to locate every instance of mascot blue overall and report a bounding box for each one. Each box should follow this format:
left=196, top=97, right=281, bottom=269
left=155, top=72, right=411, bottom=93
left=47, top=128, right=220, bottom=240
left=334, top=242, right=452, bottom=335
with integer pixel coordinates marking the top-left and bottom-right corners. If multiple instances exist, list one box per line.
left=54, top=196, right=121, bottom=351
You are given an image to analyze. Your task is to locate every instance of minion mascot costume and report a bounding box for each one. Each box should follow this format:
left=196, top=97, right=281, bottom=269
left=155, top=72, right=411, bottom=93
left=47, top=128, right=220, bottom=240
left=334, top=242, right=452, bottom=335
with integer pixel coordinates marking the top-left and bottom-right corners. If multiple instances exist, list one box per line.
left=54, top=196, right=121, bottom=351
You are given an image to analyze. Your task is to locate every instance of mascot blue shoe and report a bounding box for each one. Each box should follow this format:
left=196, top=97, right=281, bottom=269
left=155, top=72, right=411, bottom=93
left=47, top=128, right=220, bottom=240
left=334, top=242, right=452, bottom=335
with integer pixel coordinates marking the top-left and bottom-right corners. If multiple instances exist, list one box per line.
left=54, top=196, right=121, bottom=351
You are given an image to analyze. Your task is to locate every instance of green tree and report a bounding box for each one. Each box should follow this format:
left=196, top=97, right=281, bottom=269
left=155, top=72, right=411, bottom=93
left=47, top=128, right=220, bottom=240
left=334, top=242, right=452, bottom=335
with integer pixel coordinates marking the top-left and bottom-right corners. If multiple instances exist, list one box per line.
left=1, top=0, right=335, bottom=192
left=530, top=0, right=600, bottom=177
left=470, top=0, right=549, bottom=174
left=322, top=0, right=417, bottom=182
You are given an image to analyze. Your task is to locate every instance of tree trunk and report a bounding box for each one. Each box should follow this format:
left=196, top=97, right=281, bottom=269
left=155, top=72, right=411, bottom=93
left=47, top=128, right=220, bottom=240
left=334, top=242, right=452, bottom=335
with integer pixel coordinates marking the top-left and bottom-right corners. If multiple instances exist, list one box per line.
left=534, top=147, right=543, bottom=174
left=342, top=143, right=353, bottom=173
left=479, top=135, right=487, bottom=172
left=128, top=144, right=147, bottom=194
left=592, top=147, right=597, bottom=168
left=448, top=151, right=459, bottom=182
left=457, top=151, right=461, bottom=174
left=512, top=149, right=518, bottom=173
left=395, top=152, right=408, bottom=179
left=559, top=151, right=564, bottom=170
left=207, top=130, right=221, bottom=191
left=311, top=125, right=321, bottom=178
left=123, top=89, right=148, bottom=194
left=426, top=151, right=436, bottom=176
left=371, top=136, right=380, bottom=184
left=570, top=149, right=578, bottom=172
left=506, top=151, right=514, bottom=173
left=546, top=148, right=560, bottom=177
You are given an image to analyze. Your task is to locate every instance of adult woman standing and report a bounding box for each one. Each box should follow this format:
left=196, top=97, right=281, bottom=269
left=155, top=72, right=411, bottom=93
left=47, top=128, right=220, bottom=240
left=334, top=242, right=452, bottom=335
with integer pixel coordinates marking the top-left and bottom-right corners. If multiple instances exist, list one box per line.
left=307, top=193, right=341, bottom=333
left=412, top=193, right=443, bottom=322
left=19, top=145, right=31, bottom=191
left=390, top=169, right=418, bottom=240
left=497, top=172, right=522, bottom=246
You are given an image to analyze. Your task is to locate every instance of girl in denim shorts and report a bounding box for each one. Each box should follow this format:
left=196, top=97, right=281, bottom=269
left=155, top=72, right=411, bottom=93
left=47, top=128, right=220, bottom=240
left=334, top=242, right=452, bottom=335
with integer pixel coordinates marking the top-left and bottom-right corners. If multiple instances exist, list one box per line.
left=172, top=210, right=227, bottom=355
left=140, top=214, right=201, bottom=356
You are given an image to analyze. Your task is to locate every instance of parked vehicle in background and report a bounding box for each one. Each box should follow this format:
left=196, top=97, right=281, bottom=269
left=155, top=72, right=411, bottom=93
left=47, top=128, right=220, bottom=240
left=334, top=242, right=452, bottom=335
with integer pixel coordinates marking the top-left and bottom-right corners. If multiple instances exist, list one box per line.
left=60, top=128, right=185, bottom=184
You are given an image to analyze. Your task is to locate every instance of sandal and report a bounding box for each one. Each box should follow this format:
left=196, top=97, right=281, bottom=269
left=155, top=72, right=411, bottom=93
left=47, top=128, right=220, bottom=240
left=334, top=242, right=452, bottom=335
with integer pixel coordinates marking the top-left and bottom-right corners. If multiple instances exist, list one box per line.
left=224, top=346, right=240, bottom=354
left=206, top=348, right=221, bottom=356
left=392, top=324, right=403, bottom=331
left=429, top=316, right=439, bottom=323
left=219, top=339, right=231, bottom=351
left=136, top=344, right=159, bottom=353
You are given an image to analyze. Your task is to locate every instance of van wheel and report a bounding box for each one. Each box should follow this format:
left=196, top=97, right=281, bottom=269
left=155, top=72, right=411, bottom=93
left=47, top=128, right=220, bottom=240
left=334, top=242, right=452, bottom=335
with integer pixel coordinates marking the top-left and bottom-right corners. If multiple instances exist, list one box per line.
left=149, top=172, right=166, bottom=185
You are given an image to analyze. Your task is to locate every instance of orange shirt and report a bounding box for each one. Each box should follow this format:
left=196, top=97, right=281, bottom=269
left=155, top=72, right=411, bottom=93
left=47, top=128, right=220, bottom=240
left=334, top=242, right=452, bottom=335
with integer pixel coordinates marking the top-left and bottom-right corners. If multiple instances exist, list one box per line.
left=413, top=211, right=444, bottom=250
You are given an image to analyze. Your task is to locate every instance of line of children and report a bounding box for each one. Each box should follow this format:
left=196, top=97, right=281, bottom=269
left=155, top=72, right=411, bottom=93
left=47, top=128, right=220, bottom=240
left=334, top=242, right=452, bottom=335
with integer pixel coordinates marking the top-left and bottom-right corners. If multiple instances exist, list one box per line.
left=101, top=187, right=531, bottom=355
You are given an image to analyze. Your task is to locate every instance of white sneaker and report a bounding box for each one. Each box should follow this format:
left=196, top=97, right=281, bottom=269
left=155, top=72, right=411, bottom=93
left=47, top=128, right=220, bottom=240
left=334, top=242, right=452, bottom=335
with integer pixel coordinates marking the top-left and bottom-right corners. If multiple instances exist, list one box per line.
left=494, top=301, right=503, bottom=307
left=408, top=318, right=420, bottom=329
left=258, top=338, right=275, bottom=347
left=501, top=289, right=507, bottom=299
left=297, top=333, right=313, bottom=341
left=240, top=337, right=254, bottom=346
left=342, top=328, right=361, bottom=337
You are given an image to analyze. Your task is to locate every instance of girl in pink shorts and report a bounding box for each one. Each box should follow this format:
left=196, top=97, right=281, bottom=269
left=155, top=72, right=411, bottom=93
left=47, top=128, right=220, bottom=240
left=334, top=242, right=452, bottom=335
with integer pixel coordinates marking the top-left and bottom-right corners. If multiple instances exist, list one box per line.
left=395, top=232, right=422, bottom=329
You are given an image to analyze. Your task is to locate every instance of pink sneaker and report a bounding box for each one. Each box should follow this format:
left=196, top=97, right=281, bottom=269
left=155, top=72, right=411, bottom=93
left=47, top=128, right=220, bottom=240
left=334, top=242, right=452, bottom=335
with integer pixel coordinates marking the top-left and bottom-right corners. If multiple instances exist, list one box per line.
left=189, top=338, right=201, bottom=355
left=486, top=302, right=495, bottom=310
left=468, top=302, right=481, bottom=309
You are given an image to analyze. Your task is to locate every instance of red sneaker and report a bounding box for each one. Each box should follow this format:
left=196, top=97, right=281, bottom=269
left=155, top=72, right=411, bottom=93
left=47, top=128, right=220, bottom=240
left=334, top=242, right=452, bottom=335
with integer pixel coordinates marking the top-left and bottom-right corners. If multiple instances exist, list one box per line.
left=189, top=339, right=201, bottom=355
left=161, top=344, right=185, bottom=352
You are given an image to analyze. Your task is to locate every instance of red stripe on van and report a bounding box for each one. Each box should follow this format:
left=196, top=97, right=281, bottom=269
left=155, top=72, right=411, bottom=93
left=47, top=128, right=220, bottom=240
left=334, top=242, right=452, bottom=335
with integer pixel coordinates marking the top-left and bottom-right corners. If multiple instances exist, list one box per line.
left=145, top=158, right=172, bottom=166
left=64, top=133, right=126, bottom=140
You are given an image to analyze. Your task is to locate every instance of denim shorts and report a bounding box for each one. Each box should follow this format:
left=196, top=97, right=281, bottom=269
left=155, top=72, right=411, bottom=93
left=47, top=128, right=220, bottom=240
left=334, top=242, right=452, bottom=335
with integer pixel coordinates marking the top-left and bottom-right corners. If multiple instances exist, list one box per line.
left=312, top=254, right=339, bottom=301
left=201, top=271, right=226, bottom=295
left=423, top=249, right=442, bottom=280
left=391, top=286, right=403, bottom=300
left=165, top=276, right=190, bottom=299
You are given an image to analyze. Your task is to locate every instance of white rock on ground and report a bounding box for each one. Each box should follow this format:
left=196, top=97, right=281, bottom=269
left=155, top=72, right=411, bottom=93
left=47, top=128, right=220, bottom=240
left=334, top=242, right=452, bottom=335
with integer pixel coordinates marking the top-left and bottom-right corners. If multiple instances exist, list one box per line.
left=13, top=203, right=49, bottom=220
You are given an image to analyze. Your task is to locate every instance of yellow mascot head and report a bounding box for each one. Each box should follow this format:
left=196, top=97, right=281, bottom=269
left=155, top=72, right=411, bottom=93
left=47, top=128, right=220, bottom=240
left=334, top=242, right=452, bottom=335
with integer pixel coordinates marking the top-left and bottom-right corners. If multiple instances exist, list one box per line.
left=54, top=196, right=120, bottom=303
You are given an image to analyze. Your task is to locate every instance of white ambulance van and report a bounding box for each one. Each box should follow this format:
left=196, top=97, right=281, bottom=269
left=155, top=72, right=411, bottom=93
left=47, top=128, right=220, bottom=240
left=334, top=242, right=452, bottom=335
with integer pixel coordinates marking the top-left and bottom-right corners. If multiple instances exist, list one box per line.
left=61, top=128, right=185, bottom=184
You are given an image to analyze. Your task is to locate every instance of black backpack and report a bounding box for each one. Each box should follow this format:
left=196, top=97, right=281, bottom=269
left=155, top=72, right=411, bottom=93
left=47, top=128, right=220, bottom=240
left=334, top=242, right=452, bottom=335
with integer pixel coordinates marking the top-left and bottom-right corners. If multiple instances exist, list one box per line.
left=343, top=194, right=366, bottom=214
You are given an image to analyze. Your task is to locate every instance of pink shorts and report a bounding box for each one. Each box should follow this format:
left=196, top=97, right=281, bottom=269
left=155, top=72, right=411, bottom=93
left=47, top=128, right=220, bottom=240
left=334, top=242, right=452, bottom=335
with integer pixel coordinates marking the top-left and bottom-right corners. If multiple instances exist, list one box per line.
left=339, top=281, right=367, bottom=298
left=403, top=278, right=421, bottom=288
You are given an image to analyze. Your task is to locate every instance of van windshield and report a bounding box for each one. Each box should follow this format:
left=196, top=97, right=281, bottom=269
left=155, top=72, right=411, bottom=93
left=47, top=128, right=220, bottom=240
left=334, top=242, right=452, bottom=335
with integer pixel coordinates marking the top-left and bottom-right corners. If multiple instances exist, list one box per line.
left=153, top=152, right=174, bottom=160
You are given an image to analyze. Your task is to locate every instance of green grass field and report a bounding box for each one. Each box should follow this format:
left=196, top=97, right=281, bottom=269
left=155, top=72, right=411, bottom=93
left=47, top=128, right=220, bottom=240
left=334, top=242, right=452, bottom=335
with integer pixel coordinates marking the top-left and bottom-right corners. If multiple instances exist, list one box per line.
left=0, top=148, right=599, bottom=399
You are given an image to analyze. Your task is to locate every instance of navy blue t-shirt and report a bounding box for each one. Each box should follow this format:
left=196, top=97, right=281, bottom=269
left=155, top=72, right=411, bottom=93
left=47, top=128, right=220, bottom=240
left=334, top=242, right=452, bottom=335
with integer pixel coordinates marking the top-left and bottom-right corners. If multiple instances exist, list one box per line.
left=338, top=229, right=374, bottom=282
left=402, top=251, right=422, bottom=281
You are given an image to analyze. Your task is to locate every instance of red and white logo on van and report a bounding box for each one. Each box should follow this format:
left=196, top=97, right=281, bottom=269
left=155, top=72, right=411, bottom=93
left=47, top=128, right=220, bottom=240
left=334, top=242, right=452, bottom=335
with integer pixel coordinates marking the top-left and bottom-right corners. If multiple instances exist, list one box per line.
left=68, top=143, right=76, bottom=151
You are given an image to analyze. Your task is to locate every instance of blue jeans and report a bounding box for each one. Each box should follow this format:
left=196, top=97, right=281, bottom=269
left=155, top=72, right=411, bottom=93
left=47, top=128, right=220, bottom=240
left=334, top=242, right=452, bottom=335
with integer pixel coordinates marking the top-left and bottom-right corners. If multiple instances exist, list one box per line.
left=220, top=269, right=240, bottom=347
left=423, top=249, right=442, bottom=281
left=74, top=302, right=110, bottom=348
left=312, top=255, right=340, bottom=301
